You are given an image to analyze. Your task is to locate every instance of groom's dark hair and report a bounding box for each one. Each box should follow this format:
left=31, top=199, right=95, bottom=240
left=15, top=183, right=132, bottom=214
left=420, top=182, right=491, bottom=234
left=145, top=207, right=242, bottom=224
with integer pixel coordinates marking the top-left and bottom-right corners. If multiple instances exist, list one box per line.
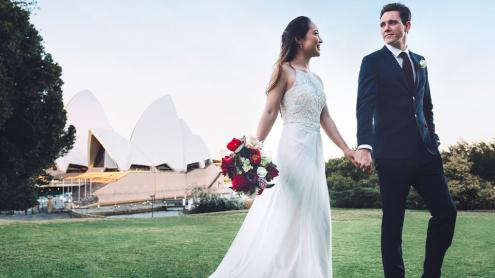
left=380, top=3, right=411, bottom=24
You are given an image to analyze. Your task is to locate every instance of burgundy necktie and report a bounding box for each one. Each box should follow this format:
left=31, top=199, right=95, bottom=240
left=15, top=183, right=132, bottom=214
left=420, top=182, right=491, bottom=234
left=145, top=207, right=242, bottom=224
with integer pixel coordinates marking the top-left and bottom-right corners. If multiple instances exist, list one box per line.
left=399, top=52, right=414, bottom=90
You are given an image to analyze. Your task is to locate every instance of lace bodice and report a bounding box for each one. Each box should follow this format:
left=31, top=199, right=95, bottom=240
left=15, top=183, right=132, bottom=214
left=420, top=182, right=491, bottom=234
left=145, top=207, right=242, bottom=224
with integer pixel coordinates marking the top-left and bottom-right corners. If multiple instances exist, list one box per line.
left=280, top=69, right=327, bottom=128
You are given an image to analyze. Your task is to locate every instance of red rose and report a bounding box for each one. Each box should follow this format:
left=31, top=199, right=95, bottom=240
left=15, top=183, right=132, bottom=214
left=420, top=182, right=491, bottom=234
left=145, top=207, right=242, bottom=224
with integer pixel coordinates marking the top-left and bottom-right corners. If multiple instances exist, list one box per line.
left=232, top=175, right=248, bottom=191
left=221, top=165, right=230, bottom=176
left=249, top=149, right=261, bottom=164
left=227, top=138, right=243, bottom=152
left=221, top=155, right=236, bottom=178
left=221, top=155, right=234, bottom=166
left=266, top=167, right=279, bottom=181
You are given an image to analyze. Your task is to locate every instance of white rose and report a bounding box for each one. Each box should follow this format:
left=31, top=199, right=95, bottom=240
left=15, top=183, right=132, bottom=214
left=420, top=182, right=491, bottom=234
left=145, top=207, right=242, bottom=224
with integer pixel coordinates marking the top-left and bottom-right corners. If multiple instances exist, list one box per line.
left=419, top=59, right=427, bottom=68
left=257, top=167, right=267, bottom=178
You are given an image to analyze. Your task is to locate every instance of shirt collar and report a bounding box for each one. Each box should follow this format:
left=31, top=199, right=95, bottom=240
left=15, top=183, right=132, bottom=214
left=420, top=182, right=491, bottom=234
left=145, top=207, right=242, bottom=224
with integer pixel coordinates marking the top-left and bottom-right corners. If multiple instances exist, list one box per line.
left=385, top=44, right=410, bottom=58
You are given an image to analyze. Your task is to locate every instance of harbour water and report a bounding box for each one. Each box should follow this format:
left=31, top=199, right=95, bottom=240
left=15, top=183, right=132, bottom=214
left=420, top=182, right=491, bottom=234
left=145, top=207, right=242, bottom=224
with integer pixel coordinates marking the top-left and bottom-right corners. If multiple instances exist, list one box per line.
left=107, top=208, right=184, bottom=218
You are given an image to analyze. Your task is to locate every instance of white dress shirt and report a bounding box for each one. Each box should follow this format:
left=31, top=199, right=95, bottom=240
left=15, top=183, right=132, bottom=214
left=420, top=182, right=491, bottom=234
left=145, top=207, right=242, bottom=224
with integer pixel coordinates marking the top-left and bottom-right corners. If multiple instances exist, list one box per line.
left=384, top=43, right=416, bottom=81
left=357, top=44, right=415, bottom=151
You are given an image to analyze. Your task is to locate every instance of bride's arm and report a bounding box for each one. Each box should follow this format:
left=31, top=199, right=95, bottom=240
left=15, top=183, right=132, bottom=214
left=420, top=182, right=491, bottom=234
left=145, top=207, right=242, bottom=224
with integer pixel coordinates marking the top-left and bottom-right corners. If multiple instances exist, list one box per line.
left=320, top=105, right=356, bottom=163
left=255, top=67, right=288, bottom=142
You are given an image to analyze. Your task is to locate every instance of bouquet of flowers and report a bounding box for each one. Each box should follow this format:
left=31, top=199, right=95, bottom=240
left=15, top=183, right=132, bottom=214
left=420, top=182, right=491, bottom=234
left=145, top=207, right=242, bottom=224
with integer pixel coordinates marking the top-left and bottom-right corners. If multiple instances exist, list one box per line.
left=221, top=136, right=279, bottom=195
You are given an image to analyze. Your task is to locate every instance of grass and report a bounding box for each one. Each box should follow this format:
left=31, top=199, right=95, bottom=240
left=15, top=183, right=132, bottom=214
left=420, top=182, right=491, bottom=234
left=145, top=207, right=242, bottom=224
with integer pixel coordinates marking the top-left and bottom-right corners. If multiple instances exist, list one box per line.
left=0, top=209, right=493, bottom=277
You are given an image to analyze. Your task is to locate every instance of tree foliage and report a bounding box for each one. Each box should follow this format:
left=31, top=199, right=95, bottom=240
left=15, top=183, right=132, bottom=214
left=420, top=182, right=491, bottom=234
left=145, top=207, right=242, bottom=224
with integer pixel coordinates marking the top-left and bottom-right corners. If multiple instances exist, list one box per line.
left=326, top=140, right=495, bottom=210
left=442, top=140, right=495, bottom=209
left=188, top=187, right=244, bottom=214
left=0, top=0, right=75, bottom=210
left=326, top=157, right=381, bottom=208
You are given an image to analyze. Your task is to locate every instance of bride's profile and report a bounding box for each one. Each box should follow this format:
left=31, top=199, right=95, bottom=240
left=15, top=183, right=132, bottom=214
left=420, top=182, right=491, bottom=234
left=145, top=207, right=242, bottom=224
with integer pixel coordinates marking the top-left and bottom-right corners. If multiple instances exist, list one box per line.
left=209, top=16, right=355, bottom=278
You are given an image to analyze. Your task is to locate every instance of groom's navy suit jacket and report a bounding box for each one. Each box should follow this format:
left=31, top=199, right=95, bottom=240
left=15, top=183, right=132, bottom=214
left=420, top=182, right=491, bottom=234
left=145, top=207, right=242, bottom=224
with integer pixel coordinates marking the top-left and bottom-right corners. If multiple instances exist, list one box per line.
left=357, top=46, right=440, bottom=159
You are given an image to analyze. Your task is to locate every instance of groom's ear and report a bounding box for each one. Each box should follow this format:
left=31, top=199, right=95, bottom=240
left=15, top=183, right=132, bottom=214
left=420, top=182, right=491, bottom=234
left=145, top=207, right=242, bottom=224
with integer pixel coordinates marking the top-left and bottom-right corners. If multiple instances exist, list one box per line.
left=405, top=21, right=412, bottom=33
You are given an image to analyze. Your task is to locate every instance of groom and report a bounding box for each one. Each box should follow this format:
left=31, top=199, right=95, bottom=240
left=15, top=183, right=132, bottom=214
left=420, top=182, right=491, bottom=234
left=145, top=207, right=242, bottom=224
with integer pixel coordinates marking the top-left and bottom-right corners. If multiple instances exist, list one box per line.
left=355, top=3, right=457, bottom=278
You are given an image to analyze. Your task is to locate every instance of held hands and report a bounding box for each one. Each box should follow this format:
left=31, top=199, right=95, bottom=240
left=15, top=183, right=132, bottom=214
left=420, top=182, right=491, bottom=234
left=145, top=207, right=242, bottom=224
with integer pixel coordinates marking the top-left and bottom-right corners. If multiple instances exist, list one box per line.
left=343, top=148, right=358, bottom=167
left=355, top=148, right=372, bottom=173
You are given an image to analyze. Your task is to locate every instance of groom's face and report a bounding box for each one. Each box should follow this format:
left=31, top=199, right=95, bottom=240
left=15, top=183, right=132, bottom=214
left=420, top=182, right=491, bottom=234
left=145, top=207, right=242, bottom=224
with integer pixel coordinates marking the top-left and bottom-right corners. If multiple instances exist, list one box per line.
left=380, top=11, right=410, bottom=46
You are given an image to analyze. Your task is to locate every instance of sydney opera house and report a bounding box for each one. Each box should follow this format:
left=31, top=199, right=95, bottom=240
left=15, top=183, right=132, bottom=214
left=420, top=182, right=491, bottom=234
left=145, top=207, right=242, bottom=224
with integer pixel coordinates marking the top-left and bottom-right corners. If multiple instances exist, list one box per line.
left=47, top=90, right=228, bottom=206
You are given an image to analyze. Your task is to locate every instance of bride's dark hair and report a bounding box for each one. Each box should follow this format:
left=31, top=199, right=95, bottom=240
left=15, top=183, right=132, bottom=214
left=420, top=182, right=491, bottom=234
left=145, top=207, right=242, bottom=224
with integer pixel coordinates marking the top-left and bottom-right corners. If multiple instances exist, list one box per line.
left=267, top=16, right=311, bottom=93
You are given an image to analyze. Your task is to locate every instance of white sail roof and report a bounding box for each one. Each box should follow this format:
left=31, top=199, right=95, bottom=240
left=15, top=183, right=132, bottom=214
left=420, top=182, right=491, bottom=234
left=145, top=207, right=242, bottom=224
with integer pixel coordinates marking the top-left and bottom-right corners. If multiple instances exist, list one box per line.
left=179, top=119, right=210, bottom=167
left=57, top=92, right=210, bottom=172
left=56, top=90, right=112, bottom=172
left=88, top=128, right=132, bottom=170
left=130, top=95, right=186, bottom=171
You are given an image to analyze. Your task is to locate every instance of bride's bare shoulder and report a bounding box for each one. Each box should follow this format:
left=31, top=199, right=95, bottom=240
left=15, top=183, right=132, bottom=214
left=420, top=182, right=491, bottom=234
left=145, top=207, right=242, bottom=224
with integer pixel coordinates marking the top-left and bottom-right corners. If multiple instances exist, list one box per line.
left=280, top=62, right=296, bottom=89
left=281, top=62, right=296, bottom=78
left=267, top=63, right=295, bottom=94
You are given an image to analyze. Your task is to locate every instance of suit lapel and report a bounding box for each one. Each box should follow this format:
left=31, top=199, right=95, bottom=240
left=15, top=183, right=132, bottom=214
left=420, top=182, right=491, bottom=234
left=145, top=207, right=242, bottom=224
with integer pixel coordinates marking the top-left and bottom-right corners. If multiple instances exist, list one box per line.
left=380, top=46, right=412, bottom=95
left=409, top=52, right=423, bottom=95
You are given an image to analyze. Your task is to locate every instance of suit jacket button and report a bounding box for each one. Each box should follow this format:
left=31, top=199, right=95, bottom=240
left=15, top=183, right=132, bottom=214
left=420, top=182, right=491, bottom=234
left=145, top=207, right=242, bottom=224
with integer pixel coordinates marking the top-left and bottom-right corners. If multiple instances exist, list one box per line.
left=414, top=114, right=417, bottom=118
left=412, top=97, right=415, bottom=101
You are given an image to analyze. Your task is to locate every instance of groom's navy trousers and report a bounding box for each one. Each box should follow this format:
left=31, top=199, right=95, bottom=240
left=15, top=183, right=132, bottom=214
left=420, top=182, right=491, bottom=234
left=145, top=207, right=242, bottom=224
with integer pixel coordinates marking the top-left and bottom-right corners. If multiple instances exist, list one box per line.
left=375, top=141, right=457, bottom=278
left=357, top=46, right=457, bottom=278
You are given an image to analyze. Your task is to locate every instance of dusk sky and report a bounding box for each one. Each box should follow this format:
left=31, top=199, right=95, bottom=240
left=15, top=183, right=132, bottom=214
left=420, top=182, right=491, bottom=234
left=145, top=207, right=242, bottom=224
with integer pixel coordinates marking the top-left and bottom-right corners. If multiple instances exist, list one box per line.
left=31, top=0, right=494, bottom=160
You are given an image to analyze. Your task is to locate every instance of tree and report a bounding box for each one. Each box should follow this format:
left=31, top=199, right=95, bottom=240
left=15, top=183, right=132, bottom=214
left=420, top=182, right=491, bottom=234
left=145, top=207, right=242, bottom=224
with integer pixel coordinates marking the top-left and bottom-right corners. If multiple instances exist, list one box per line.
left=442, top=141, right=495, bottom=210
left=325, top=140, right=495, bottom=210
left=468, top=140, right=495, bottom=183
left=0, top=0, right=75, bottom=210
left=326, top=157, right=381, bottom=208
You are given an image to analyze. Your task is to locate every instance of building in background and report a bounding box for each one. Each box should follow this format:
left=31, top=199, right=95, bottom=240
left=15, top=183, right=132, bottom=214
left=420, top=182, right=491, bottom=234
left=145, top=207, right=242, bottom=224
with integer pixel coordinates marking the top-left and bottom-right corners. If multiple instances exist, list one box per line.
left=44, top=90, right=228, bottom=206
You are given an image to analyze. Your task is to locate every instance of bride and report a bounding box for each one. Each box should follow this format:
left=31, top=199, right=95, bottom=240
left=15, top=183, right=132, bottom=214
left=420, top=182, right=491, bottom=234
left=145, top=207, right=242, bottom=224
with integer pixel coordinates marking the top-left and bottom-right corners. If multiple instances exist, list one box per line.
left=209, top=16, right=356, bottom=278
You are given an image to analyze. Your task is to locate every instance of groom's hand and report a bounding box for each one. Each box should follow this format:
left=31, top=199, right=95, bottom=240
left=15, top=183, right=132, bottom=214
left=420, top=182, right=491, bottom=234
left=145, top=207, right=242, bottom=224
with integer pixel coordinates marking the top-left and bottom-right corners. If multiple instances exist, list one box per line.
left=355, top=149, right=372, bottom=173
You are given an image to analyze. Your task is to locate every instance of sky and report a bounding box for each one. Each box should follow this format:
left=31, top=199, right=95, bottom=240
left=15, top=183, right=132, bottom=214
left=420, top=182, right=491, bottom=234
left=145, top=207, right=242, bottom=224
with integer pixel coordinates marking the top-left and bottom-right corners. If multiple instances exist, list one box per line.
left=30, top=0, right=495, bottom=160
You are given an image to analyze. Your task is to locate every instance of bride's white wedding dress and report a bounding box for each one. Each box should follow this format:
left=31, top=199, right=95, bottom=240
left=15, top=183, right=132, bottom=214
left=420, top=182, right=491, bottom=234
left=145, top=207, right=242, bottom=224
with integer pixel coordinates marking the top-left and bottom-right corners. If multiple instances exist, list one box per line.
left=209, top=68, right=332, bottom=278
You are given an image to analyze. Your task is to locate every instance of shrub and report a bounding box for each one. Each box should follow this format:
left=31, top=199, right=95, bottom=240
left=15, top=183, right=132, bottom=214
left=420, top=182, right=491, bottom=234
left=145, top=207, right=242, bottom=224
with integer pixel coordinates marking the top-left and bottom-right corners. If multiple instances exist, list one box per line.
left=325, top=140, right=495, bottom=210
left=188, top=187, right=244, bottom=214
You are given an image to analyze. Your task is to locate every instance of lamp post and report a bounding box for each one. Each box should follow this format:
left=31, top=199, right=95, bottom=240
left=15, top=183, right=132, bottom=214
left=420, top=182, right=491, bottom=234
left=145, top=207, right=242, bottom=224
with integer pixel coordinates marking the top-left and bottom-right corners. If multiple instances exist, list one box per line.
left=150, top=194, right=155, bottom=218
left=151, top=166, right=158, bottom=218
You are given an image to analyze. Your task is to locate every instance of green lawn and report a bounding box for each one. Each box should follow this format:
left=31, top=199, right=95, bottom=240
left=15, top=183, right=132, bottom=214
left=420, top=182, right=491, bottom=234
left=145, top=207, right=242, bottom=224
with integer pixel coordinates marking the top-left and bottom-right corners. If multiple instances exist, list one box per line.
left=0, top=209, right=493, bottom=277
